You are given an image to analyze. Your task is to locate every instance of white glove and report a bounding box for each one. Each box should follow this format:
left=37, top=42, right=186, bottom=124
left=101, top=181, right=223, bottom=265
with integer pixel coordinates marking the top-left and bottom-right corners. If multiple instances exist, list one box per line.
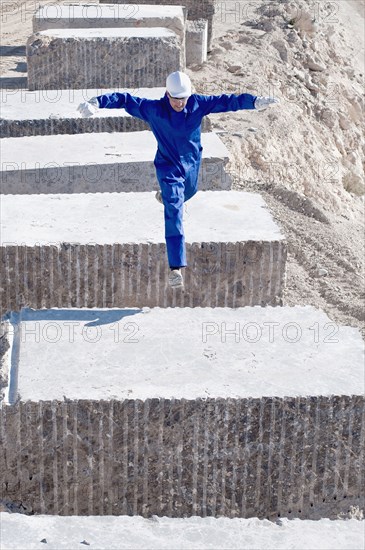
left=77, top=97, right=99, bottom=117
left=254, top=96, right=280, bottom=111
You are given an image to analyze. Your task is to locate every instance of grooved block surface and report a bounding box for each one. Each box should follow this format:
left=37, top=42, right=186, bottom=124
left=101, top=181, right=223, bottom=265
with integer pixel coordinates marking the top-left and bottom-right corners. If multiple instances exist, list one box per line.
left=27, top=28, right=181, bottom=90
left=0, top=191, right=286, bottom=309
left=186, top=19, right=208, bottom=66
left=0, top=132, right=230, bottom=193
left=1, top=396, right=364, bottom=518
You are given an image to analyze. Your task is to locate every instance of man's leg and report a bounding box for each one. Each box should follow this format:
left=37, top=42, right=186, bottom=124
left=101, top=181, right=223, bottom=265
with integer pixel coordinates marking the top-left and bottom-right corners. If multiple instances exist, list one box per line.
left=159, top=175, right=187, bottom=269
left=183, top=163, right=200, bottom=202
left=157, top=162, right=201, bottom=287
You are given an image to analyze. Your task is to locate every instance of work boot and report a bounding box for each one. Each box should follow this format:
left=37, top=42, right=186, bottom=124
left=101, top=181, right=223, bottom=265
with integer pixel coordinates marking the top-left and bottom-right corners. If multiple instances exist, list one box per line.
left=155, top=191, right=163, bottom=204
left=168, top=269, right=183, bottom=288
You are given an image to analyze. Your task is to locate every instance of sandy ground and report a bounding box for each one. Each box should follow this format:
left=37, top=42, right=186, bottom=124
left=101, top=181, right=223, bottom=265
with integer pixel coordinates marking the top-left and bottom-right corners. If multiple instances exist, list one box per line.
left=0, top=0, right=364, bottom=337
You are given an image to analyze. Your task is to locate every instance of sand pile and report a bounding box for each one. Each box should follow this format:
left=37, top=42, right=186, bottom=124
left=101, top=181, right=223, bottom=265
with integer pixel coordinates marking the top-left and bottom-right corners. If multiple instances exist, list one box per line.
left=185, top=0, right=364, bottom=334
left=190, top=0, right=364, bottom=212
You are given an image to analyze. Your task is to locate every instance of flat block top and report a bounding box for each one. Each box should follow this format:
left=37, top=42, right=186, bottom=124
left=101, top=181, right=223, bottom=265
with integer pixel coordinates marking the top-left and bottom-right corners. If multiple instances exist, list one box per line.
left=34, top=4, right=185, bottom=20
left=0, top=191, right=284, bottom=245
left=0, top=515, right=363, bottom=550
left=31, top=27, right=177, bottom=39
left=1, top=131, right=229, bottom=166
left=5, top=306, right=364, bottom=402
left=0, top=87, right=166, bottom=120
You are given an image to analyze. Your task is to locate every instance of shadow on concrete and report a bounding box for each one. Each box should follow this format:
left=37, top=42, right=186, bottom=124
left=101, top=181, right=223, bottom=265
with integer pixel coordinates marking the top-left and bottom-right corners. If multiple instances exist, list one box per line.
left=0, top=77, right=27, bottom=89
left=0, top=46, right=26, bottom=56
left=13, top=62, right=27, bottom=73
left=20, top=308, right=142, bottom=327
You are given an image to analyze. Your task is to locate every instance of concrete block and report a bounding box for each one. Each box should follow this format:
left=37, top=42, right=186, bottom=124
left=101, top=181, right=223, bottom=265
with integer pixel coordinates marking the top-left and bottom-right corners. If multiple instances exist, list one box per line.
left=1, top=515, right=364, bottom=549
left=0, top=306, right=363, bottom=518
left=100, top=0, right=216, bottom=50
left=0, top=88, right=212, bottom=137
left=186, top=19, right=208, bottom=66
left=33, top=4, right=185, bottom=35
left=0, top=131, right=229, bottom=194
left=33, top=3, right=186, bottom=68
left=26, top=28, right=181, bottom=90
left=0, top=191, right=286, bottom=310
left=0, top=87, right=157, bottom=137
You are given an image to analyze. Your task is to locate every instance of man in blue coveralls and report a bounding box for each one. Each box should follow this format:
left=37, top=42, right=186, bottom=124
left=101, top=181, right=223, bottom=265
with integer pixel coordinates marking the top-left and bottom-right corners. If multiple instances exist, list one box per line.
left=77, top=71, right=279, bottom=288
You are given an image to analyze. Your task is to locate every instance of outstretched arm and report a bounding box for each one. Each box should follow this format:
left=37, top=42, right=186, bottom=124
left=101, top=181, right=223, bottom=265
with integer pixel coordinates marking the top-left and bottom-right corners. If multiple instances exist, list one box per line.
left=96, top=93, right=150, bottom=120
left=197, top=93, right=279, bottom=115
left=198, top=93, right=256, bottom=115
left=77, top=93, right=152, bottom=121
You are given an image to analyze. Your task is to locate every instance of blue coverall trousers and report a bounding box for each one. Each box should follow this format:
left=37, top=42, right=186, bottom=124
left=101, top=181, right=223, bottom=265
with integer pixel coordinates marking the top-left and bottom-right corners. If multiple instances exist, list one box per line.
left=158, top=161, right=200, bottom=268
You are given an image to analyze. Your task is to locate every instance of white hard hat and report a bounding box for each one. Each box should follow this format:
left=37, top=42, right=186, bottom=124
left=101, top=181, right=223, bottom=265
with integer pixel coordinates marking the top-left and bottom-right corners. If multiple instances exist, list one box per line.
left=166, top=71, right=192, bottom=98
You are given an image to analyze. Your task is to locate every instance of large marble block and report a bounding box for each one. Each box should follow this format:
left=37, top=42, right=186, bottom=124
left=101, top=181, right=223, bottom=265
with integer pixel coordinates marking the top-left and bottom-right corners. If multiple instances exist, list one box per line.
left=0, top=88, right=212, bottom=137
left=0, top=191, right=286, bottom=310
left=0, top=132, right=228, bottom=194
left=0, top=306, right=363, bottom=519
left=27, top=28, right=181, bottom=90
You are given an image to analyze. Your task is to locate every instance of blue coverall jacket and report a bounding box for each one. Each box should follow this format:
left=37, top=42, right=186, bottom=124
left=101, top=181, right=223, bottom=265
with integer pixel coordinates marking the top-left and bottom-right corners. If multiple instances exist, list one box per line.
left=96, top=92, right=257, bottom=268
